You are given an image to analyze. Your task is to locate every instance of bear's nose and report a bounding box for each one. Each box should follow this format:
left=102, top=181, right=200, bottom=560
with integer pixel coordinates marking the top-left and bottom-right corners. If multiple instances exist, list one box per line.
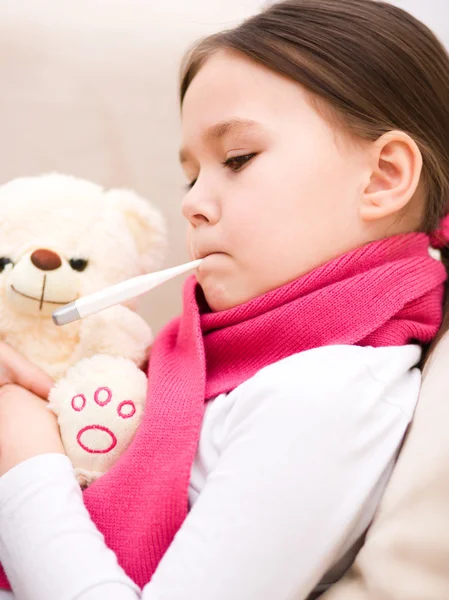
left=30, top=249, right=62, bottom=271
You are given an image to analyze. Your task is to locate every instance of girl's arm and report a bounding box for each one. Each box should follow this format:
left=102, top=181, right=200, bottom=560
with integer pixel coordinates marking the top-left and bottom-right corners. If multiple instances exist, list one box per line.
left=0, top=454, right=139, bottom=600
left=0, top=346, right=419, bottom=599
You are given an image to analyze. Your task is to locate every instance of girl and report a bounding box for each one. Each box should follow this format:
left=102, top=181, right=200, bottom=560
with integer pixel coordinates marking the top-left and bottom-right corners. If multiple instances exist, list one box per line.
left=0, top=0, right=449, bottom=598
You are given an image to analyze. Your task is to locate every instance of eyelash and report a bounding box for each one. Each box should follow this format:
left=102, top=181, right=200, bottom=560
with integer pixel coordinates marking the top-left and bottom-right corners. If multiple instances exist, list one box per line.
left=222, top=152, right=256, bottom=172
left=185, top=153, right=256, bottom=190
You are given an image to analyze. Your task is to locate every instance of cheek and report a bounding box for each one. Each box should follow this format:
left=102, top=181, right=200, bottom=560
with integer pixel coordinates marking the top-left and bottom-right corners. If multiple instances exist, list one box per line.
left=277, top=118, right=352, bottom=193
left=220, top=137, right=357, bottom=272
left=224, top=162, right=308, bottom=248
left=270, top=141, right=355, bottom=228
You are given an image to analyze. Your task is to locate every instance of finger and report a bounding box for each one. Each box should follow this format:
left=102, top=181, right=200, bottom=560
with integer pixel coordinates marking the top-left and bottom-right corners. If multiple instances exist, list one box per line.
left=0, top=343, right=53, bottom=399
left=0, top=363, right=14, bottom=387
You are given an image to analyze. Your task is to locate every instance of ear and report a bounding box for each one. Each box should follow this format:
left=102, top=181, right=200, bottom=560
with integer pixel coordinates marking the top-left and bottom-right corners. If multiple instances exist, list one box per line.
left=359, top=131, right=423, bottom=222
left=105, top=188, right=167, bottom=272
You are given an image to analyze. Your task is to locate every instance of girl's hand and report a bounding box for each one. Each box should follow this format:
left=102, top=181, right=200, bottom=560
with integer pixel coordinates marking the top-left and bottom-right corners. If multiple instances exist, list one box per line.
left=0, top=341, right=53, bottom=399
left=0, top=342, right=64, bottom=475
left=0, top=383, right=65, bottom=476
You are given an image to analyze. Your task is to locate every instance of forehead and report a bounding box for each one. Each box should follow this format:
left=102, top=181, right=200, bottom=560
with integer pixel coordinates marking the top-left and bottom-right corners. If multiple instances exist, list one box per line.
left=181, top=50, right=312, bottom=138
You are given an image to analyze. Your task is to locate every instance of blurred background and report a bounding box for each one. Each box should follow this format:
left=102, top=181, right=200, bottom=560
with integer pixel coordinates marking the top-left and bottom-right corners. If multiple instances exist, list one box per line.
left=0, top=0, right=447, bottom=333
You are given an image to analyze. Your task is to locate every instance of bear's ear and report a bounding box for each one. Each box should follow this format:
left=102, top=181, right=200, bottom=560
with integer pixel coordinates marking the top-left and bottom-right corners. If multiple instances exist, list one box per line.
left=105, top=188, right=167, bottom=272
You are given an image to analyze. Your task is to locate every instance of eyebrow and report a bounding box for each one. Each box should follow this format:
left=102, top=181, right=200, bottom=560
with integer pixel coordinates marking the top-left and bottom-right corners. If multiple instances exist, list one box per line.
left=179, top=118, right=260, bottom=164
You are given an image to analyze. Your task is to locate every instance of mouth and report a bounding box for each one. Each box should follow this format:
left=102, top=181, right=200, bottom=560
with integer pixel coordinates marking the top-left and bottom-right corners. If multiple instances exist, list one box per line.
left=11, top=284, right=76, bottom=306
left=195, top=250, right=226, bottom=260
left=190, top=239, right=226, bottom=261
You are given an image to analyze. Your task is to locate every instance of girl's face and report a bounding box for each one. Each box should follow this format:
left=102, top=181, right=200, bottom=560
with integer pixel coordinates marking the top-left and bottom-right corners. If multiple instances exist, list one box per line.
left=180, top=50, right=396, bottom=311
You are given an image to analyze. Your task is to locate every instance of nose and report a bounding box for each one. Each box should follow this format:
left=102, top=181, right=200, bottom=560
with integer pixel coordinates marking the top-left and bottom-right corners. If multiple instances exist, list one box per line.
left=181, top=186, right=221, bottom=227
left=30, top=249, right=62, bottom=271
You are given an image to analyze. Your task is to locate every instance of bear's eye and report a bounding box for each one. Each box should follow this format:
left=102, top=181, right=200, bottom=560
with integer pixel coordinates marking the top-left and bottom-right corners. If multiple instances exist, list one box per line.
left=69, top=258, right=88, bottom=272
left=0, top=258, right=13, bottom=273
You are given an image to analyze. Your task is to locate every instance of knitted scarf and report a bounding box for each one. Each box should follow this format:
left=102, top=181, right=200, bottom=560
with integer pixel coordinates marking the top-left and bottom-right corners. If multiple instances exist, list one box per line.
left=0, top=233, right=445, bottom=590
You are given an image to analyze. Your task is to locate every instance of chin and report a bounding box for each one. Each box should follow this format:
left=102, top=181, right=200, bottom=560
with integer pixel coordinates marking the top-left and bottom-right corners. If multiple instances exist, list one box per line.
left=196, top=256, right=252, bottom=311
left=199, top=278, right=235, bottom=312
left=202, top=278, right=254, bottom=312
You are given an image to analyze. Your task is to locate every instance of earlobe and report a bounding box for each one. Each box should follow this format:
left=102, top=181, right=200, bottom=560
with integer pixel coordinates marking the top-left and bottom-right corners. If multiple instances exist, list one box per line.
left=359, top=131, right=423, bottom=222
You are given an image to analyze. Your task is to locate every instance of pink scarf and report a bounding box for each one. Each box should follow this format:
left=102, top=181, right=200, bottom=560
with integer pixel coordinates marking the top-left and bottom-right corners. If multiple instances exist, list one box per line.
left=0, top=233, right=446, bottom=589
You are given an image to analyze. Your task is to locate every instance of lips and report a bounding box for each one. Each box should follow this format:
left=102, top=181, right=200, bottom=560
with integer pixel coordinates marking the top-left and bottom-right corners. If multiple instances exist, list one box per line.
left=194, top=249, right=215, bottom=260
left=190, top=237, right=229, bottom=261
left=192, top=246, right=224, bottom=260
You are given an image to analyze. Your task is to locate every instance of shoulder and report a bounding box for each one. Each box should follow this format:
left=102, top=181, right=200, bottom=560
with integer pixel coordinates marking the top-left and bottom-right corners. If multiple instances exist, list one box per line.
left=223, top=345, right=422, bottom=431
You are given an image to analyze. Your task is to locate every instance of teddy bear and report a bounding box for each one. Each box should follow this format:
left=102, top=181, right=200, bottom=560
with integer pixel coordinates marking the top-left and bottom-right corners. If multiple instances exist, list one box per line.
left=0, top=173, right=166, bottom=487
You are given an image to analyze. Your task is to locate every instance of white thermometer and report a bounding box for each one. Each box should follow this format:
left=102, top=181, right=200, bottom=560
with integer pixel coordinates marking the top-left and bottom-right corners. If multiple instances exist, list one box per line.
left=52, top=259, right=203, bottom=326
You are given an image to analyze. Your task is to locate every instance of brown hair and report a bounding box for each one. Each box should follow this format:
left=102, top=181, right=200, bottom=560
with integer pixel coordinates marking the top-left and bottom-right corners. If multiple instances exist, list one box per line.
left=179, top=0, right=449, bottom=367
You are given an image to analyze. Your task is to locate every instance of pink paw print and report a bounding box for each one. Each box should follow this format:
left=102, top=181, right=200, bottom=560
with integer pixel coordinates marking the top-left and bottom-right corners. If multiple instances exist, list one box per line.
left=47, top=355, right=148, bottom=485
left=71, top=386, right=137, bottom=454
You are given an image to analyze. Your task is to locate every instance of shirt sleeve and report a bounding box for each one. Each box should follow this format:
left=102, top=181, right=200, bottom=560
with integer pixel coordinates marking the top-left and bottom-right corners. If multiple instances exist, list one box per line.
left=0, top=347, right=419, bottom=600
left=0, top=454, right=140, bottom=600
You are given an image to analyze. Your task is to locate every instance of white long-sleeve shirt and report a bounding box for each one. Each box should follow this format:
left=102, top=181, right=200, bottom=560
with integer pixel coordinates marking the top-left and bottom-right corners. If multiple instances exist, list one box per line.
left=0, top=343, right=421, bottom=600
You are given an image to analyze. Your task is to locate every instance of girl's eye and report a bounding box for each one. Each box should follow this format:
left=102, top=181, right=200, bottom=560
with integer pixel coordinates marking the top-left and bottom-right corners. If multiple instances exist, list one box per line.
left=222, top=153, right=256, bottom=172
left=184, top=152, right=257, bottom=191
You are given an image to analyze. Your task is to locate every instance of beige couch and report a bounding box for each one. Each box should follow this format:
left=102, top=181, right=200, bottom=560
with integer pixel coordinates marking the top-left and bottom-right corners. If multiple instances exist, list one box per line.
left=322, top=332, right=449, bottom=599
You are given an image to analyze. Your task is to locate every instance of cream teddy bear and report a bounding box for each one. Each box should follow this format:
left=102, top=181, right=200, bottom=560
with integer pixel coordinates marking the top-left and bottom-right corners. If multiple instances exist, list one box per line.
left=0, top=173, right=166, bottom=487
